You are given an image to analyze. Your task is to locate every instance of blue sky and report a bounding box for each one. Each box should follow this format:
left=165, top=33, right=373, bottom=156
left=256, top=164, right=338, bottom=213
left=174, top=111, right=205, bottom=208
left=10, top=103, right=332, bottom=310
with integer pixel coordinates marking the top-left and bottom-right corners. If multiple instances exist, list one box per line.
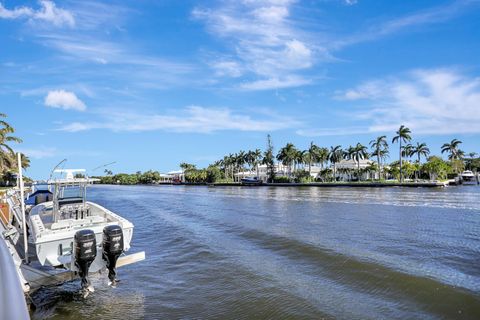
left=1, top=0, right=480, bottom=179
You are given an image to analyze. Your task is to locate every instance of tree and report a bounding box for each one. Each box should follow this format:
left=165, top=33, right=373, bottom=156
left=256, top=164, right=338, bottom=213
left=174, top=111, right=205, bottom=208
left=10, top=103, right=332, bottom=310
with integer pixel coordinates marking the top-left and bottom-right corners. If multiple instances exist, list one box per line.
left=422, top=156, right=451, bottom=180
left=410, top=142, right=430, bottom=180
left=441, top=139, right=463, bottom=160
left=19, top=153, right=30, bottom=170
left=0, top=113, right=23, bottom=173
left=370, top=135, right=388, bottom=180
left=251, top=149, right=262, bottom=179
left=262, top=134, right=276, bottom=183
left=402, top=144, right=414, bottom=159
left=465, top=152, right=479, bottom=171
left=328, top=145, right=343, bottom=181
left=306, top=141, right=317, bottom=176
left=180, top=162, right=196, bottom=172
left=392, top=125, right=412, bottom=182
left=277, top=143, right=298, bottom=179
left=347, top=143, right=369, bottom=181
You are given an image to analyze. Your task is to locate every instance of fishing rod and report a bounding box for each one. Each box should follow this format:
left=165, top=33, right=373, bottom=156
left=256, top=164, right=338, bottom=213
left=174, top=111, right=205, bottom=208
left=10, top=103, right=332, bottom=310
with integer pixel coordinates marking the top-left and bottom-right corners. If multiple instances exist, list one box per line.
left=49, top=159, right=67, bottom=181
left=91, top=161, right=117, bottom=173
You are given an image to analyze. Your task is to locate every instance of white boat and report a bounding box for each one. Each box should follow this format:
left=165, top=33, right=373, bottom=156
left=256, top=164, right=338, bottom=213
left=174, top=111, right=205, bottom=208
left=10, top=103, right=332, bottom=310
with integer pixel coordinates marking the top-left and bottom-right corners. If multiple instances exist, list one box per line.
left=1, top=165, right=145, bottom=306
left=460, top=170, right=479, bottom=185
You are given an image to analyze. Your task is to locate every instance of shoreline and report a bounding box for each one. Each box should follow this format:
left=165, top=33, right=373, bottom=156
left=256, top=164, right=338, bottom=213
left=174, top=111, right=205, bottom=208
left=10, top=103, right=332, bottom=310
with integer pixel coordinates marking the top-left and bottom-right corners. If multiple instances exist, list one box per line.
left=95, top=181, right=450, bottom=188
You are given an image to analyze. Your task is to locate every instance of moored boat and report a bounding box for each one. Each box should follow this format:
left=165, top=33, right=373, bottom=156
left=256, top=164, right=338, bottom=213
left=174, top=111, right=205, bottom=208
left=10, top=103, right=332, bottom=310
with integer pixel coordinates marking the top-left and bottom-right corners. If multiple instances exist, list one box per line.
left=460, top=170, right=479, bottom=185
left=1, top=165, right=145, bottom=303
left=241, top=177, right=263, bottom=185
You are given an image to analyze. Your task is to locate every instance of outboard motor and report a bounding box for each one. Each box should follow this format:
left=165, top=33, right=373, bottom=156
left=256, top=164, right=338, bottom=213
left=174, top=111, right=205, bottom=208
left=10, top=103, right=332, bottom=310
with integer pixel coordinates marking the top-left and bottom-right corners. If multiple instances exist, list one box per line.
left=74, top=229, right=97, bottom=294
left=102, top=225, right=124, bottom=286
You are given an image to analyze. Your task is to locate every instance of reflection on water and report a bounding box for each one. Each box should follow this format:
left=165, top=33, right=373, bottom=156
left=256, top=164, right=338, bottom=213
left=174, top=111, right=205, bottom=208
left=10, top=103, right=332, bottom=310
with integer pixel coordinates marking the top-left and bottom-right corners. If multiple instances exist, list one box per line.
left=31, top=185, right=480, bottom=319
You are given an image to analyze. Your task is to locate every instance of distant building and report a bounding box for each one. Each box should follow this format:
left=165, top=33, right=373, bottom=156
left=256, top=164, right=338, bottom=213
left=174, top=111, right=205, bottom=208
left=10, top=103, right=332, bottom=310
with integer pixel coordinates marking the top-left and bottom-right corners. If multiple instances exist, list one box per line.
left=159, top=170, right=184, bottom=182
left=234, top=164, right=290, bottom=182
left=334, top=159, right=377, bottom=181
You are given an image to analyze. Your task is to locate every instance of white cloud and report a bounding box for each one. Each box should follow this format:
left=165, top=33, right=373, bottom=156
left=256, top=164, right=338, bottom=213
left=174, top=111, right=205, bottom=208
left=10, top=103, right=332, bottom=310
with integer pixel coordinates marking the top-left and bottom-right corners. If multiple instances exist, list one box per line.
left=17, top=147, right=56, bottom=159
left=344, top=0, right=358, bottom=6
left=0, top=4, right=33, bottom=19
left=193, top=1, right=316, bottom=90
left=58, top=106, right=300, bottom=133
left=0, top=1, right=75, bottom=27
left=240, top=75, right=311, bottom=91
left=44, top=90, right=86, bottom=111
left=335, top=68, right=480, bottom=135
left=210, top=60, right=243, bottom=78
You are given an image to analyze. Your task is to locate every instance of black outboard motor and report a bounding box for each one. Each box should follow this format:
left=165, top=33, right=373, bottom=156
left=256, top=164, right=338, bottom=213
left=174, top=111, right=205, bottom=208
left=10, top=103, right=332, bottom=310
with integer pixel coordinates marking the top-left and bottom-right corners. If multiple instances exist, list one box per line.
left=102, top=225, right=124, bottom=285
left=74, top=229, right=97, bottom=293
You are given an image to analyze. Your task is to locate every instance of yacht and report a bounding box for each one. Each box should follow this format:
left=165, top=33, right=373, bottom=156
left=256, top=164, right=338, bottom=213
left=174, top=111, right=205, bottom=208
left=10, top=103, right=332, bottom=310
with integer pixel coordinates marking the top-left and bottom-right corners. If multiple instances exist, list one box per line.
left=460, top=170, right=479, bottom=185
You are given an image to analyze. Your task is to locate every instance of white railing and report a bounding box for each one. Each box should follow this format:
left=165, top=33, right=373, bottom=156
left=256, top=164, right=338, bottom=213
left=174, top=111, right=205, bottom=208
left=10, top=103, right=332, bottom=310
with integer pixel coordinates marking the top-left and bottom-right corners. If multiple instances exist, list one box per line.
left=0, top=238, right=30, bottom=320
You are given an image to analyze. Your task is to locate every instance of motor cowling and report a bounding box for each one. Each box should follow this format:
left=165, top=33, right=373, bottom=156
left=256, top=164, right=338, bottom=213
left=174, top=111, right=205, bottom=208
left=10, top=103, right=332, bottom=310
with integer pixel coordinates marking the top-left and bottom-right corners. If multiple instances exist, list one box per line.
left=74, top=229, right=97, bottom=292
left=102, top=225, right=124, bottom=285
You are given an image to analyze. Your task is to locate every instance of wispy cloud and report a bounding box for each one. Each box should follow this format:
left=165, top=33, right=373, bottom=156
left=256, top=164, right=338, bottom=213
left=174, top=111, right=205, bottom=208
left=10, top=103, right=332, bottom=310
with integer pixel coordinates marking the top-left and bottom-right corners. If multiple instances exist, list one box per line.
left=331, top=68, right=480, bottom=135
left=333, top=0, right=479, bottom=48
left=58, top=106, right=300, bottom=133
left=0, top=1, right=74, bottom=27
left=193, top=0, right=478, bottom=91
left=17, top=147, right=57, bottom=159
left=240, top=75, right=311, bottom=90
left=193, top=0, right=318, bottom=90
left=296, top=126, right=370, bottom=137
left=45, top=90, right=86, bottom=111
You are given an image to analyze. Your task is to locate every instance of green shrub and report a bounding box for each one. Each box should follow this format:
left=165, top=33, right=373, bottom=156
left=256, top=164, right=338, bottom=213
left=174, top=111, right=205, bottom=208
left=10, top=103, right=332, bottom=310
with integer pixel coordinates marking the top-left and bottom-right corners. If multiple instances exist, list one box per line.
left=273, top=176, right=290, bottom=183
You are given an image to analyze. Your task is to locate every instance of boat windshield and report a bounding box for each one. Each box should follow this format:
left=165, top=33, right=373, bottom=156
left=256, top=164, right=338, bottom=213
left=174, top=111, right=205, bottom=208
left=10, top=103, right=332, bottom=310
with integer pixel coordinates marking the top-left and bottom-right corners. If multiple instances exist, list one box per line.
left=59, top=185, right=84, bottom=201
left=52, top=181, right=88, bottom=209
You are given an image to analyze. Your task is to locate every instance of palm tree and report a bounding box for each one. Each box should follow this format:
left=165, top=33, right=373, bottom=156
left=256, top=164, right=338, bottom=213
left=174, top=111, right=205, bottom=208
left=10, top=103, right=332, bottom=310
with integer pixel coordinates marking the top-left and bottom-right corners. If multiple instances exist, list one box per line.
left=392, top=125, right=412, bottom=182
left=411, top=142, right=430, bottom=163
left=370, top=135, right=388, bottom=180
left=318, top=147, right=329, bottom=169
left=252, top=149, right=262, bottom=178
left=410, top=142, right=430, bottom=180
left=235, top=151, right=247, bottom=181
left=276, top=143, right=298, bottom=178
left=19, top=153, right=30, bottom=170
left=306, top=142, right=317, bottom=176
left=294, top=149, right=303, bottom=172
left=0, top=113, right=23, bottom=173
left=441, top=139, right=463, bottom=160
left=401, top=144, right=414, bottom=159
left=328, top=145, right=343, bottom=181
left=348, top=143, right=369, bottom=180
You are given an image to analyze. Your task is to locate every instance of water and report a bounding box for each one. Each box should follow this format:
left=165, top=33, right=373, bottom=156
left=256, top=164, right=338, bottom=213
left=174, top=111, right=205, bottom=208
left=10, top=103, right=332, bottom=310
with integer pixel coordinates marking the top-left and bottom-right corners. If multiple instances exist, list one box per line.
left=31, top=185, right=480, bottom=319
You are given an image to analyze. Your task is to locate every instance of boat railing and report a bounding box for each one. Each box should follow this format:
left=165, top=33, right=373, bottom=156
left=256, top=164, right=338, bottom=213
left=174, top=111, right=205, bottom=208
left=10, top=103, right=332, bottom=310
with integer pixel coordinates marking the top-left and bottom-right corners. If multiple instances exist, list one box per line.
left=0, top=236, right=30, bottom=320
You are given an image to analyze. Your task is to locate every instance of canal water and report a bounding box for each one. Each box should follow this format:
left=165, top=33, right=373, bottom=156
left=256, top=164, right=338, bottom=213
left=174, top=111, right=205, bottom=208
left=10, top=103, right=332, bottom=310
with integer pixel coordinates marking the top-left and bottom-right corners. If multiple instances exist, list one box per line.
left=31, top=185, right=480, bottom=319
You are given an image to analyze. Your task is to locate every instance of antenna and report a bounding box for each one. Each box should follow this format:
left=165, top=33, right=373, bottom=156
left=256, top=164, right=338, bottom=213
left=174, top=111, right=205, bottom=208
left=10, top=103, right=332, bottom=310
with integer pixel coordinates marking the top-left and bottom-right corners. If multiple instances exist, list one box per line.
left=49, top=159, right=67, bottom=180
left=91, top=161, right=117, bottom=172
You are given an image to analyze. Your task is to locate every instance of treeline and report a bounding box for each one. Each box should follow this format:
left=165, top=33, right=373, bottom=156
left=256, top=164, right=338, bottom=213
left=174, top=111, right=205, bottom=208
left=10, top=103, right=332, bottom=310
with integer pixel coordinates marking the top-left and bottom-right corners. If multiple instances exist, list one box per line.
left=0, top=114, right=31, bottom=186
left=95, top=170, right=163, bottom=185
left=96, top=125, right=480, bottom=185
left=179, top=126, right=480, bottom=183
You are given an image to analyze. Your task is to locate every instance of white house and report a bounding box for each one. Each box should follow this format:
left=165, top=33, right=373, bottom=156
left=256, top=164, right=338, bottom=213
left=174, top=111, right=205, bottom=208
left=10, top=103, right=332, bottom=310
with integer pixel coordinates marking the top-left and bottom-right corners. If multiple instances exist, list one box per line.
left=334, top=159, right=378, bottom=181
